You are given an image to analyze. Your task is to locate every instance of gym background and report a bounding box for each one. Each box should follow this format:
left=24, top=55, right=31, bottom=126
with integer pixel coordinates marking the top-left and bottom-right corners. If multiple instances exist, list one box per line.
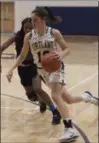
left=1, top=0, right=98, bottom=36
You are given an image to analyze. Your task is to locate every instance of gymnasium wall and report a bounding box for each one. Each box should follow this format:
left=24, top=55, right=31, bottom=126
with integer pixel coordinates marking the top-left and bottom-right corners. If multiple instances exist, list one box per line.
left=15, top=1, right=98, bottom=35
left=50, top=6, right=99, bottom=36
left=1, top=2, right=14, bottom=33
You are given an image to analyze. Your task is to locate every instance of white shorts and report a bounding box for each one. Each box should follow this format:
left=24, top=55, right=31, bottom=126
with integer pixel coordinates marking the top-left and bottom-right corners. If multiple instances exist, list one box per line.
left=37, top=62, right=66, bottom=86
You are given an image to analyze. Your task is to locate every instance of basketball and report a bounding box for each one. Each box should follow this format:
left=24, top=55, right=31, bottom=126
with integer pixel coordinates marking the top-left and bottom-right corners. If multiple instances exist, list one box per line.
left=41, top=52, right=61, bottom=73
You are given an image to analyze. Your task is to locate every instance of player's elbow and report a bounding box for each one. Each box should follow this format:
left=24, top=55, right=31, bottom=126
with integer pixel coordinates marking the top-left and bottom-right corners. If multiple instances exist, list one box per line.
left=64, top=47, right=70, bottom=56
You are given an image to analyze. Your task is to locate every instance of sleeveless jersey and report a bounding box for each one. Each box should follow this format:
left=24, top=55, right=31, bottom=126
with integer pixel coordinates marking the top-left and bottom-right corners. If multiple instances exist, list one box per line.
left=29, top=27, right=57, bottom=68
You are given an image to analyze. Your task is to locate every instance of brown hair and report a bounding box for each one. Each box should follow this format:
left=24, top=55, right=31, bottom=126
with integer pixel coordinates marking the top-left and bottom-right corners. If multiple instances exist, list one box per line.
left=32, top=7, right=62, bottom=24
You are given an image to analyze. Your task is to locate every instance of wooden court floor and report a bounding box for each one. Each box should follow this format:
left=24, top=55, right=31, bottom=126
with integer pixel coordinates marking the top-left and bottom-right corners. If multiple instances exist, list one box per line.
left=1, top=35, right=98, bottom=143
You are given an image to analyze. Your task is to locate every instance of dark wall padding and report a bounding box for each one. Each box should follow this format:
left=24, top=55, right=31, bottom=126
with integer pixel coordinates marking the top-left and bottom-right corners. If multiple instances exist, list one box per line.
left=49, top=7, right=99, bottom=36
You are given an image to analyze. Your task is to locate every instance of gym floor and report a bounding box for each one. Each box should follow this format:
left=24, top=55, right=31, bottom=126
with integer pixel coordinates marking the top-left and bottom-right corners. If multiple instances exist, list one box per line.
left=1, top=35, right=98, bottom=143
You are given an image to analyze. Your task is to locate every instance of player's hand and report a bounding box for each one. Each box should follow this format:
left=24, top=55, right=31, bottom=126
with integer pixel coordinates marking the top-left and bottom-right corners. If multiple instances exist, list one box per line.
left=50, top=51, right=61, bottom=61
left=6, top=70, right=13, bottom=82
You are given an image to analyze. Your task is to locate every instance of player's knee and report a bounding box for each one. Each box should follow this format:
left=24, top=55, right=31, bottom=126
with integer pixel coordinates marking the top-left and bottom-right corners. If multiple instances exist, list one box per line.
left=26, top=90, right=38, bottom=101
left=34, top=87, right=42, bottom=95
left=65, top=99, right=72, bottom=104
left=62, top=94, right=72, bottom=104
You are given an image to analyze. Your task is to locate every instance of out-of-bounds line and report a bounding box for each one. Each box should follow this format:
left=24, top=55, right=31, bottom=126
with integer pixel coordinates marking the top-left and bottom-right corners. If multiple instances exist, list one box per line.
left=1, top=93, right=49, bottom=110
left=1, top=106, right=39, bottom=110
left=2, top=93, right=91, bottom=143
left=73, top=122, right=92, bottom=143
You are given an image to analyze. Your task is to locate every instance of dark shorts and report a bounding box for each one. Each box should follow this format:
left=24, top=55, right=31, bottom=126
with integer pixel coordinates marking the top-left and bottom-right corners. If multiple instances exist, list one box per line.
left=17, top=64, right=37, bottom=87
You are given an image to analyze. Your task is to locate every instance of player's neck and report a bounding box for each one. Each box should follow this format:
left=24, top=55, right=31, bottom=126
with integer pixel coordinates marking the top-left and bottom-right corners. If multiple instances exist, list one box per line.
left=36, top=25, right=47, bottom=36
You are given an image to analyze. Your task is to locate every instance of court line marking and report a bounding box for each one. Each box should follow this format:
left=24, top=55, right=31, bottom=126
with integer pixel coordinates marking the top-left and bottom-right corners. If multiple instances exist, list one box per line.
left=1, top=72, right=98, bottom=143
left=68, top=72, right=98, bottom=91
left=1, top=106, right=39, bottom=110
left=1, top=93, right=92, bottom=143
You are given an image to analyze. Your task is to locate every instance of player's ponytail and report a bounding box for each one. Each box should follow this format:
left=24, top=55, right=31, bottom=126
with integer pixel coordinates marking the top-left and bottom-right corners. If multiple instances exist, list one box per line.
left=44, top=7, right=62, bottom=24
left=32, top=7, right=62, bottom=24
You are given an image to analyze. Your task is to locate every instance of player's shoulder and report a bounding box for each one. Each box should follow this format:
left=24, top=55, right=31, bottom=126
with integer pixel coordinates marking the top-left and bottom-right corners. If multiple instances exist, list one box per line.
left=51, top=28, right=62, bottom=40
left=52, top=28, right=61, bottom=35
left=52, top=28, right=62, bottom=38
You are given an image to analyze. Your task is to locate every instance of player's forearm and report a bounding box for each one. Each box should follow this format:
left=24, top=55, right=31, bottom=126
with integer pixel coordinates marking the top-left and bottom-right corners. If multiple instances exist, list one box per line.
left=60, top=47, right=69, bottom=59
left=9, top=54, right=25, bottom=72
left=1, top=35, right=15, bottom=54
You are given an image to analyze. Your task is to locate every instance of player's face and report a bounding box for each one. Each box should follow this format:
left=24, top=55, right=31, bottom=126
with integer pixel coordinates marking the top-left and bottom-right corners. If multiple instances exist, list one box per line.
left=31, top=13, right=44, bottom=30
left=23, top=22, right=32, bottom=34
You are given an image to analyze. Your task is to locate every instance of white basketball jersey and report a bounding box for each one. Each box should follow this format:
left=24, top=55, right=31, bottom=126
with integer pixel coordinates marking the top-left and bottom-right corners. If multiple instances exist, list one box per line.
left=29, top=27, right=57, bottom=68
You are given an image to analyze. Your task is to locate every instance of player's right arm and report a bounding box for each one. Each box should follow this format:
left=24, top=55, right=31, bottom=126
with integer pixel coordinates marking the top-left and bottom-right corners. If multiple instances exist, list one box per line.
left=6, top=33, right=30, bottom=82
left=1, top=34, right=16, bottom=54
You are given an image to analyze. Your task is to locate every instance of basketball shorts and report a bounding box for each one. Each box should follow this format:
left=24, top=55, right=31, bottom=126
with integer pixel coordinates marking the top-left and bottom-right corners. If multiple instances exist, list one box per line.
left=37, top=62, right=66, bottom=86
left=17, top=64, right=37, bottom=87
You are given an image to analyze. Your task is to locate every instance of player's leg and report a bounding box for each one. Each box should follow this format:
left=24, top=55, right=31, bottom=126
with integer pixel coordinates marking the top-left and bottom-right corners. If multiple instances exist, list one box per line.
left=17, top=65, right=38, bottom=101
left=49, top=62, right=98, bottom=142
left=58, top=63, right=98, bottom=106
left=17, top=65, right=48, bottom=113
left=62, top=86, right=98, bottom=106
left=32, top=74, right=61, bottom=125
left=48, top=63, right=79, bottom=142
left=50, top=83, right=78, bottom=142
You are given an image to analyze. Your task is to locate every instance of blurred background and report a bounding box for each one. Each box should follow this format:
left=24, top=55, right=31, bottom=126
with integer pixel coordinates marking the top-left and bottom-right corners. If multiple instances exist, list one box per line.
left=1, top=0, right=98, bottom=36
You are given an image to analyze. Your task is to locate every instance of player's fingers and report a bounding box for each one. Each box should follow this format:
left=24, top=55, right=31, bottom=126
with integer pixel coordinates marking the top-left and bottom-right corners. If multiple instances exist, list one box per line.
left=50, top=50, right=58, bottom=55
left=53, top=54, right=61, bottom=60
left=6, top=73, right=12, bottom=82
left=6, top=75, right=11, bottom=82
left=50, top=51, right=61, bottom=61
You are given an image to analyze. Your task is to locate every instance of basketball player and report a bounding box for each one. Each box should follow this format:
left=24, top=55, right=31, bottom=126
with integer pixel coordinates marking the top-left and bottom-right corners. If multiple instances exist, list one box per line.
left=6, top=7, right=98, bottom=142
left=1, top=17, right=61, bottom=125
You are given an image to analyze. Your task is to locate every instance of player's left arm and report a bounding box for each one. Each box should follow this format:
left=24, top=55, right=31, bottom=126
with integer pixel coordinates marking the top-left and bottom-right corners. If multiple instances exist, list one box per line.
left=53, top=29, right=69, bottom=58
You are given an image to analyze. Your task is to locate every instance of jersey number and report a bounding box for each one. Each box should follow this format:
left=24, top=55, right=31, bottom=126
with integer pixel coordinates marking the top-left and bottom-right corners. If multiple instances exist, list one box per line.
left=37, top=51, right=49, bottom=63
